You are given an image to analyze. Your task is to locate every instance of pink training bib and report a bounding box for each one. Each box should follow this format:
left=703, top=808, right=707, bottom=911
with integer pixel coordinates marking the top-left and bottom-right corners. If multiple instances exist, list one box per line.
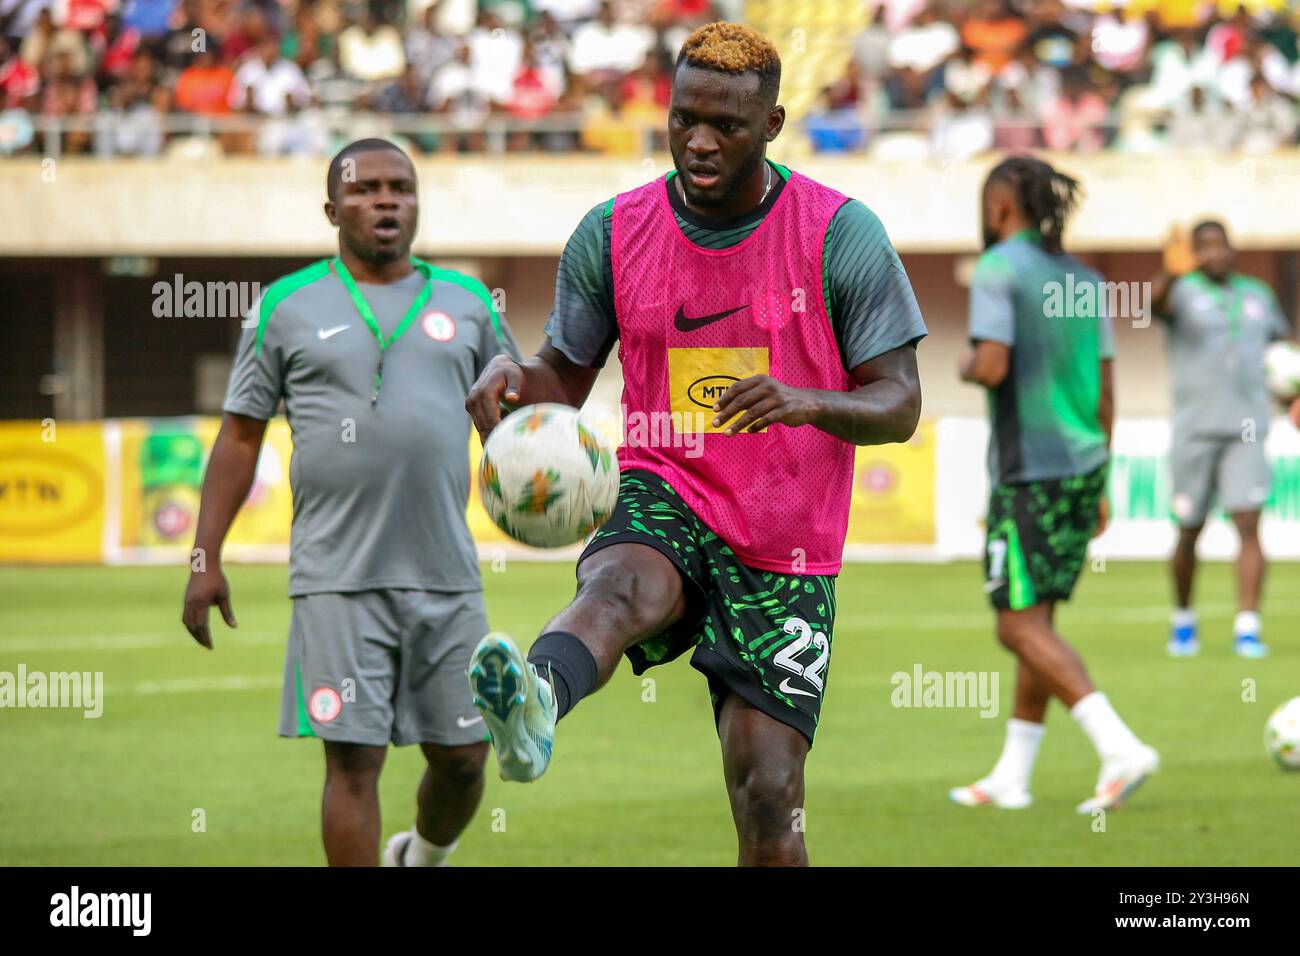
left=609, top=169, right=856, bottom=574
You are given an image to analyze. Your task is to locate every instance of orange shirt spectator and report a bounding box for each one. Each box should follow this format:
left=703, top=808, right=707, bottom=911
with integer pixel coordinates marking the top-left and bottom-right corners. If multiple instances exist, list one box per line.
left=175, top=52, right=235, bottom=115
left=961, top=0, right=1028, bottom=74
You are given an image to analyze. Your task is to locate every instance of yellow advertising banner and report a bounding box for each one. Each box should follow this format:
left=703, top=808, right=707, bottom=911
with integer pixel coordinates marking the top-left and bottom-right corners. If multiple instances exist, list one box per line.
left=116, top=417, right=295, bottom=559
left=0, top=415, right=938, bottom=564
left=845, top=419, right=936, bottom=546
left=0, top=421, right=105, bottom=562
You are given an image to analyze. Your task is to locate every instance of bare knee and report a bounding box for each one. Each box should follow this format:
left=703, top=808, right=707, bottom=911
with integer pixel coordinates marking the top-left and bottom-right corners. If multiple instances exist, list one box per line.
left=420, top=743, right=487, bottom=788
left=324, top=742, right=386, bottom=794
left=1175, top=526, right=1203, bottom=557
left=574, top=554, right=684, bottom=637
left=730, top=761, right=804, bottom=837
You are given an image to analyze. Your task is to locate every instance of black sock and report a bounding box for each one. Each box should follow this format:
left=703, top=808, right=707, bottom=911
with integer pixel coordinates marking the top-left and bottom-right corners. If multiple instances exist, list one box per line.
left=527, top=630, right=597, bottom=721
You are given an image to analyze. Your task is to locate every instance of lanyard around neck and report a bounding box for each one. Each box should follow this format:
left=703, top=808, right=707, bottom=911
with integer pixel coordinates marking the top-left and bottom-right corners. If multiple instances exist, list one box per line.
left=330, top=256, right=434, bottom=404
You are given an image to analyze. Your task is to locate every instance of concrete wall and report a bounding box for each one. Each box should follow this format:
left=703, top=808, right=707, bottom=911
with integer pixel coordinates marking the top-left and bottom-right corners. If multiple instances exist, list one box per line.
left=5, top=150, right=1300, bottom=256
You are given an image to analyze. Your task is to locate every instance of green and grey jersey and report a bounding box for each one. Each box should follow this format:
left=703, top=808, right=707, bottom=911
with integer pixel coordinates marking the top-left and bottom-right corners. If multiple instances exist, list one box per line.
left=544, top=160, right=927, bottom=371
left=968, top=231, right=1114, bottom=486
left=1159, top=270, right=1290, bottom=439
left=223, top=258, right=520, bottom=597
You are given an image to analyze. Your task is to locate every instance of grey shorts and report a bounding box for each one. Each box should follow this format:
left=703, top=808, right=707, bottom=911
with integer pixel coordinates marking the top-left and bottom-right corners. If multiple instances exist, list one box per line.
left=279, top=589, right=491, bottom=748
left=1169, top=433, right=1272, bottom=527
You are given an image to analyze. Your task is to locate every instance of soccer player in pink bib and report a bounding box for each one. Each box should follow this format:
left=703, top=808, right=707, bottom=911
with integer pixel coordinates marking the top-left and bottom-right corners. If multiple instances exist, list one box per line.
left=464, top=22, right=925, bottom=865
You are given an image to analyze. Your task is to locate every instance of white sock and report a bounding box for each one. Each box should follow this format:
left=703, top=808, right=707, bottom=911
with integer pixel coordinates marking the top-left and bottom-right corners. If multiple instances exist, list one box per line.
left=1234, top=610, right=1261, bottom=638
left=403, top=829, right=457, bottom=867
left=987, top=718, right=1045, bottom=790
left=1071, top=692, right=1144, bottom=762
left=1171, top=608, right=1196, bottom=630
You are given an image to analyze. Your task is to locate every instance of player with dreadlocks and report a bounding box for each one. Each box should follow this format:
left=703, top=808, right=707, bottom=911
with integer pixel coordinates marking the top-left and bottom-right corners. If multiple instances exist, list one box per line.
left=464, top=22, right=926, bottom=865
left=950, top=156, right=1159, bottom=814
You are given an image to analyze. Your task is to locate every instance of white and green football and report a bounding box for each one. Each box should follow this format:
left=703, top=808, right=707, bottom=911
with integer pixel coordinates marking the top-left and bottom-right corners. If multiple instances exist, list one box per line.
left=1264, top=697, right=1300, bottom=770
left=1264, top=341, right=1300, bottom=403
left=479, top=403, right=619, bottom=549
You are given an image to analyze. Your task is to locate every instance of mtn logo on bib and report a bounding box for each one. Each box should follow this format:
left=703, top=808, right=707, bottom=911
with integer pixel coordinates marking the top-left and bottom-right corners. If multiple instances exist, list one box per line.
left=422, top=311, right=456, bottom=341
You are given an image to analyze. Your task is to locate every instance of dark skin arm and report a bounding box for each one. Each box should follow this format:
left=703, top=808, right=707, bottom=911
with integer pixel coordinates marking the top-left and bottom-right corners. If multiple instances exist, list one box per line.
left=465, top=338, right=600, bottom=441
left=181, top=412, right=267, bottom=648
left=959, top=340, right=1010, bottom=389
left=711, top=342, right=922, bottom=445
left=1096, top=357, right=1114, bottom=535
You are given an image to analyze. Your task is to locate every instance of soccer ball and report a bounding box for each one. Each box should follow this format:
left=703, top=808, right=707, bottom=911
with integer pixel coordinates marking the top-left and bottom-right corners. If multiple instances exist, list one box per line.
left=1264, top=697, right=1300, bottom=770
left=1264, top=341, right=1300, bottom=402
left=479, top=403, right=619, bottom=548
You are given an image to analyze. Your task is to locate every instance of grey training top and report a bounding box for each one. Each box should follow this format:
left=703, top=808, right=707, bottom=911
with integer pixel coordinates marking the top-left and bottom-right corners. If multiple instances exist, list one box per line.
left=224, top=259, right=520, bottom=596
left=1160, top=270, right=1290, bottom=439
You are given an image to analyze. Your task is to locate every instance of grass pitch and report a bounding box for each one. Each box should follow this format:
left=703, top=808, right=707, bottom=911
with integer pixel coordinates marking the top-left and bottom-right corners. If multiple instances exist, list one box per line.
left=1, top=560, right=1297, bottom=866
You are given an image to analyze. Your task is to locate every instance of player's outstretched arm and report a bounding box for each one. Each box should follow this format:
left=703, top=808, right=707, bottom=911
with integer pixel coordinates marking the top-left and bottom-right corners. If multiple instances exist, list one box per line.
left=465, top=339, right=599, bottom=442
left=182, top=412, right=267, bottom=649
left=712, top=342, right=922, bottom=445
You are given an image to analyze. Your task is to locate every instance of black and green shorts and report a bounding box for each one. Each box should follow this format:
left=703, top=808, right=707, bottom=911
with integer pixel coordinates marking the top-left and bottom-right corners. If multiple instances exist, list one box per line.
left=983, top=464, right=1107, bottom=611
left=580, top=469, right=837, bottom=745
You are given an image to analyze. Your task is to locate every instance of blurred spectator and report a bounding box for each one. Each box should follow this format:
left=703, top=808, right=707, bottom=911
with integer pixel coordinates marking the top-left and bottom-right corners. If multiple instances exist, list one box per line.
left=569, top=0, right=653, bottom=85
left=887, top=3, right=958, bottom=76
left=467, top=8, right=522, bottom=103
left=0, top=0, right=54, bottom=39
left=0, top=34, right=40, bottom=108
left=40, top=48, right=96, bottom=153
left=222, top=6, right=271, bottom=66
left=97, top=15, right=141, bottom=83
left=369, top=62, right=428, bottom=113
left=931, top=90, right=994, bottom=160
left=1165, top=84, right=1236, bottom=151
left=21, top=8, right=91, bottom=76
left=508, top=39, right=560, bottom=120
left=1148, top=28, right=1217, bottom=111
left=338, top=7, right=406, bottom=82
left=961, top=0, right=1027, bottom=75
left=120, top=0, right=178, bottom=38
left=283, top=7, right=335, bottom=72
left=1041, top=65, right=1107, bottom=152
left=430, top=40, right=489, bottom=151
left=528, top=9, right=570, bottom=96
left=405, top=1, right=457, bottom=87
left=533, top=0, right=600, bottom=29
left=1089, top=7, right=1150, bottom=77
left=230, top=34, right=310, bottom=116
left=1236, top=69, right=1297, bottom=151
left=1022, top=0, right=1081, bottom=71
left=806, top=85, right=866, bottom=154
left=174, top=47, right=235, bottom=116
left=944, top=45, right=991, bottom=103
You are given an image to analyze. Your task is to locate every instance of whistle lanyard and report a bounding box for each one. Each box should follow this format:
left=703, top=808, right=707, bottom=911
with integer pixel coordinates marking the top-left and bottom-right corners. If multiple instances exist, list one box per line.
left=330, top=257, right=435, bottom=405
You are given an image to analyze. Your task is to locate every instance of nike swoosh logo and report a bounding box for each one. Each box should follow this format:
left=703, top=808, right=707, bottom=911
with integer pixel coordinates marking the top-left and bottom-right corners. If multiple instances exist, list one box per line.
left=778, top=678, right=818, bottom=699
left=674, top=304, right=747, bottom=332
left=456, top=715, right=484, bottom=728
left=317, top=324, right=351, bottom=340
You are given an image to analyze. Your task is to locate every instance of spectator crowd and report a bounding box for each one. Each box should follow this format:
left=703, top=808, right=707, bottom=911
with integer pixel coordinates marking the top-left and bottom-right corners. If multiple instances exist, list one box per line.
left=0, top=0, right=1298, bottom=158
left=812, top=0, right=1300, bottom=157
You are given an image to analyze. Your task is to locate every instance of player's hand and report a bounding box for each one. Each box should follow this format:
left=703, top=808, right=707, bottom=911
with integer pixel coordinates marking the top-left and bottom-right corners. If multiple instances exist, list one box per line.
left=1162, top=226, right=1196, bottom=276
left=182, top=567, right=236, bottom=650
left=1290, top=396, right=1300, bottom=429
left=1093, top=496, right=1110, bottom=539
left=466, top=355, right=523, bottom=443
left=711, top=375, right=818, bottom=435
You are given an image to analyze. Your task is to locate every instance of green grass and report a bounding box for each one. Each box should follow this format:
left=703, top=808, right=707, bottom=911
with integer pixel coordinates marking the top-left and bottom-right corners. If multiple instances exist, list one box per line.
left=1, top=560, right=1297, bottom=866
